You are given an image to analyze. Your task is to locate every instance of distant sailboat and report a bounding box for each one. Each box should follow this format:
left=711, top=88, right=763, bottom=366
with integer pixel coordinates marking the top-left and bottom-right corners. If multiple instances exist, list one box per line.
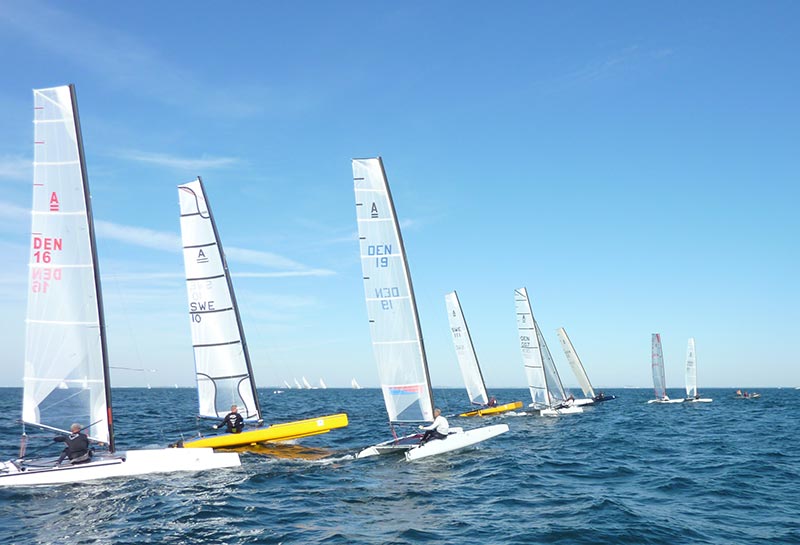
left=302, top=376, right=316, bottom=390
left=175, top=178, right=347, bottom=448
left=352, top=157, right=508, bottom=461
left=445, top=291, right=522, bottom=416
left=319, top=379, right=327, bottom=389
left=1, top=85, right=239, bottom=487
left=648, top=333, right=684, bottom=404
left=684, top=338, right=712, bottom=402
left=283, top=380, right=292, bottom=389
left=350, top=378, right=362, bottom=389
left=515, top=288, right=583, bottom=416
left=556, top=328, right=616, bottom=404
left=294, top=378, right=302, bottom=389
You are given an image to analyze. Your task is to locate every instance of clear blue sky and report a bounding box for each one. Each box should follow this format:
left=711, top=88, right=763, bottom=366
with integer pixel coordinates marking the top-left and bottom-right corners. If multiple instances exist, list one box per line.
left=1, top=2, right=798, bottom=389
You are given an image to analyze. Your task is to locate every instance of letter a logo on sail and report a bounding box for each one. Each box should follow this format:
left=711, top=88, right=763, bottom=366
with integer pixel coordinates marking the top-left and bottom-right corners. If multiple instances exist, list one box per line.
left=197, top=249, right=209, bottom=264
left=370, top=202, right=379, bottom=219
left=49, top=192, right=60, bottom=212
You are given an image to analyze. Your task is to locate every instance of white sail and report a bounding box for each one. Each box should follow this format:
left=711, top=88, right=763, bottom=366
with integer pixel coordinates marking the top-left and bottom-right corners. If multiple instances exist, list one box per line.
left=557, top=328, right=596, bottom=399
left=445, top=291, right=489, bottom=406
left=515, top=288, right=551, bottom=408
left=351, top=378, right=361, bottom=389
left=685, top=337, right=697, bottom=398
left=283, top=380, right=291, bottom=389
left=319, top=378, right=327, bottom=389
left=293, top=378, right=302, bottom=389
left=537, top=322, right=569, bottom=402
left=178, top=179, right=261, bottom=421
left=651, top=333, right=667, bottom=399
left=352, top=158, right=434, bottom=423
left=22, top=85, right=112, bottom=446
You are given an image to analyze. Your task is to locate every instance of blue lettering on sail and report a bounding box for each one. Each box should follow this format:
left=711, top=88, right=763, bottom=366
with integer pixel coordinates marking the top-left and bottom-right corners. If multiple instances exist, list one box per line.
left=367, top=244, right=392, bottom=256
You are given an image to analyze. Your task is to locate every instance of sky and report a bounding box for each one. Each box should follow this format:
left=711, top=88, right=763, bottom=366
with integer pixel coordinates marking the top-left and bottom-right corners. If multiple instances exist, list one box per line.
left=0, top=2, right=798, bottom=391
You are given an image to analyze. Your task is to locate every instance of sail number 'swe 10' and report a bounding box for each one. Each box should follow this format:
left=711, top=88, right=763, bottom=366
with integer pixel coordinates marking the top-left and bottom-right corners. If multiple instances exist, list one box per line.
left=31, top=236, right=63, bottom=293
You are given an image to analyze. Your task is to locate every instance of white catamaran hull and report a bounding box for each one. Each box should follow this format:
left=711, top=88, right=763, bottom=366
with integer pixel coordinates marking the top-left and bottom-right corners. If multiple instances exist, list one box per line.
left=0, top=448, right=240, bottom=487
left=357, top=424, right=510, bottom=461
left=685, top=398, right=713, bottom=403
left=647, top=398, right=685, bottom=404
left=529, top=403, right=584, bottom=416
left=405, top=424, right=509, bottom=461
left=572, top=398, right=595, bottom=407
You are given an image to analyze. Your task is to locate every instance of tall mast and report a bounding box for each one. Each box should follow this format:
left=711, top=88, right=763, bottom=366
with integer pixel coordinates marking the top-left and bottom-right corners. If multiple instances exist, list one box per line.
left=195, top=176, right=262, bottom=421
left=452, top=290, right=488, bottom=398
left=70, top=84, right=115, bottom=452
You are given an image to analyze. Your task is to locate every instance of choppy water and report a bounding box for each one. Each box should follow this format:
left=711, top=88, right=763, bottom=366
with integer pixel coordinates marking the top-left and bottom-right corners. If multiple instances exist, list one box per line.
left=0, top=387, right=797, bottom=544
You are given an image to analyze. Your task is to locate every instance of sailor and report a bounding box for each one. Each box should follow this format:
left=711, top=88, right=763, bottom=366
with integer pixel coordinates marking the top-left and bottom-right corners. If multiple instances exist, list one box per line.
left=418, top=408, right=449, bottom=445
left=54, top=423, right=91, bottom=465
left=486, top=396, right=498, bottom=408
left=213, top=404, right=245, bottom=433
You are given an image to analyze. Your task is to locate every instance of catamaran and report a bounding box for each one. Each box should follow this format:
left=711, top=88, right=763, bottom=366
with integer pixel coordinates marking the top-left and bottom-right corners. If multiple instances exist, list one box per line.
left=648, top=333, right=684, bottom=404
left=445, top=291, right=522, bottom=416
left=684, top=338, right=712, bottom=403
left=515, top=288, right=583, bottom=416
left=352, top=157, right=508, bottom=461
left=350, top=378, right=362, bottom=389
left=556, top=328, right=616, bottom=404
left=0, top=85, right=240, bottom=487
left=174, top=178, right=347, bottom=449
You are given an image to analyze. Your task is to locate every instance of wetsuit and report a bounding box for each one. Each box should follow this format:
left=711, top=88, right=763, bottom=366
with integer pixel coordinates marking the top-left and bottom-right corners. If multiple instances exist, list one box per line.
left=54, top=432, right=91, bottom=464
left=218, top=412, right=244, bottom=433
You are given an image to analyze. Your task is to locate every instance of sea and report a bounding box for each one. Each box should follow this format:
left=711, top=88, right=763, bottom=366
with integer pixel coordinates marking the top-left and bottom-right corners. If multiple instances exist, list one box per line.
left=0, top=387, right=797, bottom=545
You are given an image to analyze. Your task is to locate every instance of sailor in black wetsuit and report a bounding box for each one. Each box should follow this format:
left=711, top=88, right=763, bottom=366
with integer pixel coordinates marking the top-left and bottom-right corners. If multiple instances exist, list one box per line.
left=213, top=404, right=244, bottom=433
left=54, top=423, right=91, bottom=465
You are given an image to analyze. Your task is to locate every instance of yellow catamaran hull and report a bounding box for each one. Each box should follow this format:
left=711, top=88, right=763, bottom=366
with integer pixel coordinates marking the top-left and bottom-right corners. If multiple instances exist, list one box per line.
left=458, top=401, right=523, bottom=417
left=182, top=413, right=349, bottom=449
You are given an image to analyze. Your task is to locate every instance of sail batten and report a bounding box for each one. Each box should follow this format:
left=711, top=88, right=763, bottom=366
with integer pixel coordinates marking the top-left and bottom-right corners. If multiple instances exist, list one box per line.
left=445, top=291, right=489, bottom=406
left=178, top=178, right=261, bottom=422
left=23, top=85, right=113, bottom=449
left=352, top=158, right=434, bottom=424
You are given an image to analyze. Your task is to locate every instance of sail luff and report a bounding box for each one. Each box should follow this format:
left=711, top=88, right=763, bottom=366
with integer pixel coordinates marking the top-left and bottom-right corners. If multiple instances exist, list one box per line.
left=557, top=327, right=595, bottom=399
left=353, top=157, right=434, bottom=423
left=23, top=84, right=113, bottom=449
left=445, top=291, right=489, bottom=405
left=177, top=178, right=261, bottom=421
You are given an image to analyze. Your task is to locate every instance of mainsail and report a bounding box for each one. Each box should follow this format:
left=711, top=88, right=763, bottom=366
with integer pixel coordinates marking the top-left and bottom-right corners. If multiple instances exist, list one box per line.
left=352, top=157, right=434, bottom=423
left=178, top=178, right=261, bottom=421
left=22, top=85, right=113, bottom=448
left=537, top=322, right=568, bottom=402
left=651, top=333, right=667, bottom=399
left=557, top=328, right=596, bottom=399
left=445, top=291, right=489, bottom=406
left=515, top=288, right=551, bottom=408
left=685, top=337, right=697, bottom=399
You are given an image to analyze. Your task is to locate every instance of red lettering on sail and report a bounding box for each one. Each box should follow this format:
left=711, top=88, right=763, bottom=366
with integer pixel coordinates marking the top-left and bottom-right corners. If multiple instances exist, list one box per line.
left=49, top=192, right=60, bottom=212
left=32, top=236, right=63, bottom=251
